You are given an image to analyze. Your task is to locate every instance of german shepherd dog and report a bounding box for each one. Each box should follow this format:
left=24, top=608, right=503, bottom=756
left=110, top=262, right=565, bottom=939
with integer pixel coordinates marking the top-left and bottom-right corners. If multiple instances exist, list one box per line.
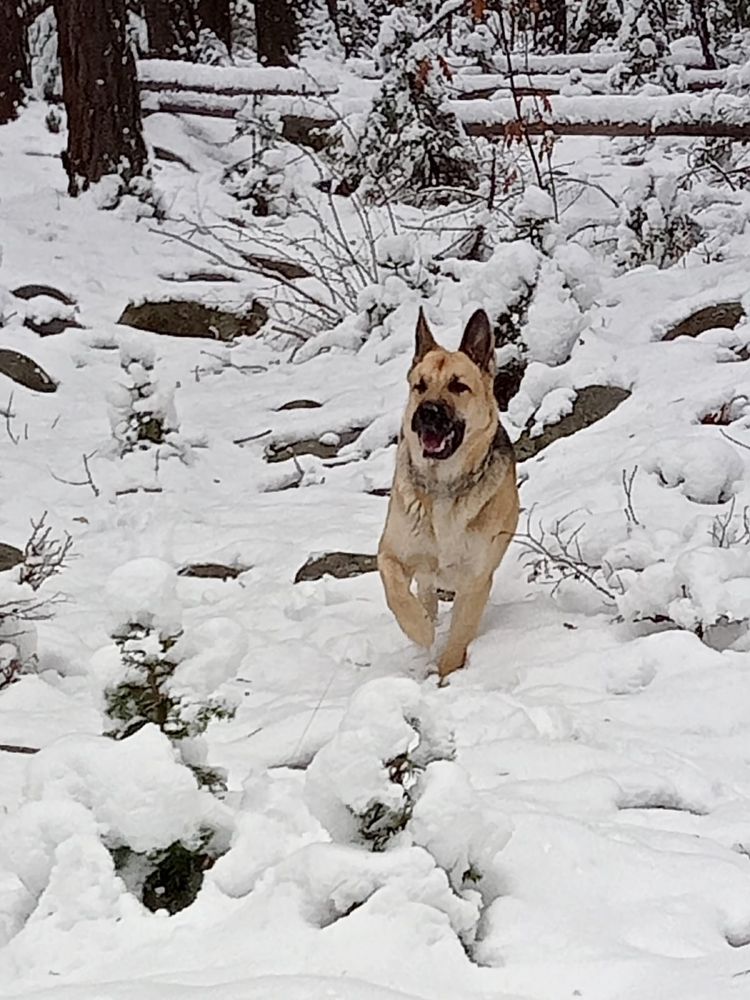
left=378, top=308, right=519, bottom=680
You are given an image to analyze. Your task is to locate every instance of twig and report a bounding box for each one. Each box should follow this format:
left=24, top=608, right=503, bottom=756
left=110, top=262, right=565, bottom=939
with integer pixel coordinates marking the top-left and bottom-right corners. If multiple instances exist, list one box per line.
left=721, top=428, right=750, bottom=451
left=20, top=512, right=74, bottom=591
left=233, top=428, right=272, bottom=445
left=50, top=451, right=101, bottom=497
left=622, top=466, right=640, bottom=526
left=2, top=393, right=19, bottom=446
left=515, top=509, right=615, bottom=603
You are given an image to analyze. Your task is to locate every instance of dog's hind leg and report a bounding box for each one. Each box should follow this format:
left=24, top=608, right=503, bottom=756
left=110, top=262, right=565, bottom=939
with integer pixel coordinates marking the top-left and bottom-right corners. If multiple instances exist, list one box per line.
left=378, top=552, right=435, bottom=648
left=438, top=574, right=492, bottom=680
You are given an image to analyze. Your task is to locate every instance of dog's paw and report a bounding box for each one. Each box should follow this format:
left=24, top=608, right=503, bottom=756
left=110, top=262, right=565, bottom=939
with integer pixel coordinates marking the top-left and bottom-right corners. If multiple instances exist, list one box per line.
left=438, top=647, right=466, bottom=679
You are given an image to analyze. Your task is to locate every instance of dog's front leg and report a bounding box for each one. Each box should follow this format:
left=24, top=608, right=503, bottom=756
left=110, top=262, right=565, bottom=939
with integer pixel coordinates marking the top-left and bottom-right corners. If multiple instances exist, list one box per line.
left=378, top=551, right=435, bottom=649
left=438, top=574, right=492, bottom=679
left=416, top=574, right=438, bottom=623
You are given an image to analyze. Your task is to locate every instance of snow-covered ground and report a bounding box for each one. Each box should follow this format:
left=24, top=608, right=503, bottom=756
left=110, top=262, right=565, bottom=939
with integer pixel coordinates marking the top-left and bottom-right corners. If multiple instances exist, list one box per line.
left=2, top=88, right=750, bottom=1000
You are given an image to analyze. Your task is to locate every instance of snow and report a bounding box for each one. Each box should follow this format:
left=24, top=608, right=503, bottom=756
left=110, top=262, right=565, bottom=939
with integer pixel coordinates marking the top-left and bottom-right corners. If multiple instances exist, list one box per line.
left=455, top=91, right=750, bottom=127
left=24, top=725, right=226, bottom=853
left=138, top=59, right=340, bottom=95
left=2, top=40, right=750, bottom=1000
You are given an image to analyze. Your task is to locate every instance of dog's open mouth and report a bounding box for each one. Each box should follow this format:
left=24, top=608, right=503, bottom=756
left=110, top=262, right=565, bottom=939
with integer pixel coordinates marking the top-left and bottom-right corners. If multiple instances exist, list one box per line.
left=420, top=426, right=460, bottom=459
left=412, top=402, right=465, bottom=461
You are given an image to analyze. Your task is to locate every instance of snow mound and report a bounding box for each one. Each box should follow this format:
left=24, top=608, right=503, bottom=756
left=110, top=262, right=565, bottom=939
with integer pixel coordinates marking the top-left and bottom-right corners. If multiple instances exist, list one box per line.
left=643, top=435, right=744, bottom=503
left=25, top=725, right=225, bottom=853
left=305, top=677, right=454, bottom=845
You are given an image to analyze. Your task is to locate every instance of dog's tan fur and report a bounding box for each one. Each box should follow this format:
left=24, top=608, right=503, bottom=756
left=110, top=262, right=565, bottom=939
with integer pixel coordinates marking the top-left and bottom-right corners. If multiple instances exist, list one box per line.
left=378, top=308, right=519, bottom=680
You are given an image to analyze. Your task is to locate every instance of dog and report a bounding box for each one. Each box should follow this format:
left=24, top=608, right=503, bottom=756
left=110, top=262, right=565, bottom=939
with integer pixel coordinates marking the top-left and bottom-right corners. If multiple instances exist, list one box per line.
left=378, top=307, right=519, bottom=680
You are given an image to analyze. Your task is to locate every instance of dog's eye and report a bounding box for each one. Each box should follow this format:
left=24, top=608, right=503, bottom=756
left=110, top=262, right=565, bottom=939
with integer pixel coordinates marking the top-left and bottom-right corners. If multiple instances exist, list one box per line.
left=448, top=377, right=470, bottom=394
left=413, top=378, right=427, bottom=393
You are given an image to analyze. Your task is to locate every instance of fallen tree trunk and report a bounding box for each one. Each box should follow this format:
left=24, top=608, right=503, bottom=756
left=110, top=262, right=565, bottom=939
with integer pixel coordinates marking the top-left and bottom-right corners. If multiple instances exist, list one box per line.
left=138, top=59, right=338, bottom=97
left=142, top=92, right=750, bottom=143
left=466, top=119, right=750, bottom=140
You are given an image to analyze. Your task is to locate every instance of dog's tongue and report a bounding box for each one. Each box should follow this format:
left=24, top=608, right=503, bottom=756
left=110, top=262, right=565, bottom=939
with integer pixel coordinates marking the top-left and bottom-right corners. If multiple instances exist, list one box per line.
left=422, top=430, right=447, bottom=454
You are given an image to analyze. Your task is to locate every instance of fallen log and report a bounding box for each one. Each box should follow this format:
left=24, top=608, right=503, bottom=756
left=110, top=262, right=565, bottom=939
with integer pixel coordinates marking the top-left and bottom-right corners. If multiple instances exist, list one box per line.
left=142, top=90, right=750, bottom=143
left=138, top=59, right=338, bottom=98
left=465, top=119, right=750, bottom=140
left=144, top=97, right=750, bottom=142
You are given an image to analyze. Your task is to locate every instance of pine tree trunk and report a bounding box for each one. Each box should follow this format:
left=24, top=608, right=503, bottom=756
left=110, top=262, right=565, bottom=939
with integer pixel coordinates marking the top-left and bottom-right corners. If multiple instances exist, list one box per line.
left=198, top=0, right=231, bottom=52
left=143, top=0, right=199, bottom=58
left=254, top=0, right=298, bottom=66
left=0, top=0, right=29, bottom=124
left=54, top=0, right=147, bottom=196
left=689, top=0, right=716, bottom=69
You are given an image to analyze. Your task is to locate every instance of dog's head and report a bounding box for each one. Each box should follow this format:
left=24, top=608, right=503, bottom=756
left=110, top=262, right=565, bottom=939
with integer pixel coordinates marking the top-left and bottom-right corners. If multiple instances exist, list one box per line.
left=404, top=308, right=497, bottom=464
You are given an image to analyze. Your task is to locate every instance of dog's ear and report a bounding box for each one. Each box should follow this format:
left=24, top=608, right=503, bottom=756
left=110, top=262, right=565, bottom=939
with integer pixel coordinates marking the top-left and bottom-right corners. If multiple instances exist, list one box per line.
left=413, top=307, right=438, bottom=367
left=458, top=309, right=494, bottom=373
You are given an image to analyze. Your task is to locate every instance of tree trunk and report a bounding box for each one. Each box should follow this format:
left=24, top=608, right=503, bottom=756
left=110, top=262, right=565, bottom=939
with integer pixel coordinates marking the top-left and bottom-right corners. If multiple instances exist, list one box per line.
left=53, top=0, right=147, bottom=196
left=254, top=0, right=298, bottom=66
left=198, top=0, right=231, bottom=53
left=689, top=0, right=716, bottom=69
left=0, top=0, right=29, bottom=123
left=143, top=0, right=199, bottom=58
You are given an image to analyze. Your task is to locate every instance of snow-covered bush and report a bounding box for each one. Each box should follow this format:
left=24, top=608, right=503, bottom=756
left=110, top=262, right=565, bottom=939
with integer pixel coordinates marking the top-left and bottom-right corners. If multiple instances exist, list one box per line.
left=304, top=678, right=512, bottom=950
left=511, top=185, right=556, bottom=248
left=615, top=171, right=703, bottom=270
left=608, top=0, right=678, bottom=93
left=305, top=677, right=456, bottom=849
left=0, top=726, right=232, bottom=927
left=108, top=343, right=189, bottom=461
left=258, top=840, right=480, bottom=945
left=334, top=0, right=396, bottom=58
left=98, top=558, right=241, bottom=793
left=523, top=258, right=584, bottom=365
left=569, top=0, right=621, bottom=52
left=223, top=109, right=298, bottom=218
left=520, top=462, right=750, bottom=648
left=333, top=10, right=479, bottom=205
left=224, top=145, right=297, bottom=218
left=0, top=555, right=65, bottom=689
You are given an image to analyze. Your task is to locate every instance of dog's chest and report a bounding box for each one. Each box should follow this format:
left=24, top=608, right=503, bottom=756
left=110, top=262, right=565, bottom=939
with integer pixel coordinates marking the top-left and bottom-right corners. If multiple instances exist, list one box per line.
left=414, top=500, right=485, bottom=583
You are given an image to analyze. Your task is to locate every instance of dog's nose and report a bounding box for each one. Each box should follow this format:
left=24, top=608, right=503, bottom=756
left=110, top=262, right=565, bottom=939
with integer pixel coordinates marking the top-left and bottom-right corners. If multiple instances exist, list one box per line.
left=419, top=401, right=446, bottom=423
left=412, top=400, right=453, bottom=435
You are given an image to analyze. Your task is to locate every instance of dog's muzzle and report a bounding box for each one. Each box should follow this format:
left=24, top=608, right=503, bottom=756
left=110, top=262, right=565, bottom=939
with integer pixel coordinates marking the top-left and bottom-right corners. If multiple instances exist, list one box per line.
left=411, top=401, right=465, bottom=460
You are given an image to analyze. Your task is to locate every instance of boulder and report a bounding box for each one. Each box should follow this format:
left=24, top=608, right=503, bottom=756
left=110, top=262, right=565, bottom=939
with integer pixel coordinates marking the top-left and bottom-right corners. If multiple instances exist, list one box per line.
left=514, top=385, right=631, bottom=463
left=0, top=349, right=57, bottom=393
left=118, top=299, right=268, bottom=341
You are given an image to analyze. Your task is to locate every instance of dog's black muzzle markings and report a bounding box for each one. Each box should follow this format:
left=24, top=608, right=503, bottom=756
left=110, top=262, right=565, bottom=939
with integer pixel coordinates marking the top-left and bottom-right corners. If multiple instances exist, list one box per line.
left=412, top=401, right=465, bottom=460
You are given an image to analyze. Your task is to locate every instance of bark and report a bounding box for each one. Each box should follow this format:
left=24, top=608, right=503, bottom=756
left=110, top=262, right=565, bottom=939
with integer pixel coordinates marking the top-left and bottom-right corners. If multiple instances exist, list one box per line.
left=689, top=0, right=716, bottom=70
left=0, top=0, right=29, bottom=123
left=53, top=0, right=147, bottom=196
left=254, top=0, right=298, bottom=66
left=142, top=97, right=750, bottom=143
left=143, top=0, right=198, bottom=57
left=198, top=0, right=231, bottom=52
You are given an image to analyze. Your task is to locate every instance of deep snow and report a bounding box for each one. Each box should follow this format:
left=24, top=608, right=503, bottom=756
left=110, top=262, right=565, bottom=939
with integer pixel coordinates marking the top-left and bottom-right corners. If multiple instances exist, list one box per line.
left=1, top=74, right=750, bottom=1000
